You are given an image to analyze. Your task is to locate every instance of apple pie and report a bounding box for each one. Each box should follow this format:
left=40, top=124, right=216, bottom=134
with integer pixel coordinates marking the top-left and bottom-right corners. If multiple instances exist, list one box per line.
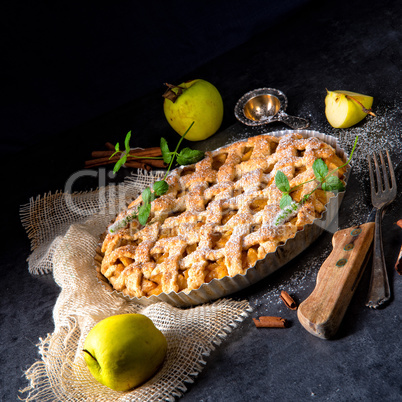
left=99, top=132, right=347, bottom=298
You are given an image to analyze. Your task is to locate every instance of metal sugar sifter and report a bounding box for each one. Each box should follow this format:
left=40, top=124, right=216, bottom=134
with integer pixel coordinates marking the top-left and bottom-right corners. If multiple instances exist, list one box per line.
left=234, top=87, right=310, bottom=129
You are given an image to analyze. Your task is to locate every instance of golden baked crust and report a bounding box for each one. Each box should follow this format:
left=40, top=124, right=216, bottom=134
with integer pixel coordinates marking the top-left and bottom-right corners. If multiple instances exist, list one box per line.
left=100, top=132, right=346, bottom=298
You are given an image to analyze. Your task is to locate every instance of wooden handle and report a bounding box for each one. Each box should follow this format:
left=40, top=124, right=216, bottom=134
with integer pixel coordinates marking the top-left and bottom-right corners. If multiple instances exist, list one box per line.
left=297, top=222, right=375, bottom=339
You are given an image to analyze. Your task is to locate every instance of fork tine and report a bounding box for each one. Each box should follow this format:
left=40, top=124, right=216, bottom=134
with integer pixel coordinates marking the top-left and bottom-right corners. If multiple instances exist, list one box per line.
left=379, top=150, right=390, bottom=191
left=386, top=149, right=396, bottom=189
left=373, top=152, right=383, bottom=193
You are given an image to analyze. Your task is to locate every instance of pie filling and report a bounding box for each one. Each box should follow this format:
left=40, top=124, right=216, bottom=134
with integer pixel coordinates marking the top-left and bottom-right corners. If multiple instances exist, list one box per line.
left=100, top=133, right=346, bottom=298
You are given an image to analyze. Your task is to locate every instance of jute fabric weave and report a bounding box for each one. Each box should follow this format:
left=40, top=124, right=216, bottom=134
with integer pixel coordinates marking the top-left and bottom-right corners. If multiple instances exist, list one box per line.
left=19, top=170, right=251, bottom=401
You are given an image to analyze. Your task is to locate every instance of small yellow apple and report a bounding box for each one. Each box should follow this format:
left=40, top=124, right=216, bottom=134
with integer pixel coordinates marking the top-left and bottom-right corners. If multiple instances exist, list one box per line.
left=83, top=314, right=167, bottom=392
left=325, top=90, right=375, bottom=128
left=162, top=79, right=224, bottom=141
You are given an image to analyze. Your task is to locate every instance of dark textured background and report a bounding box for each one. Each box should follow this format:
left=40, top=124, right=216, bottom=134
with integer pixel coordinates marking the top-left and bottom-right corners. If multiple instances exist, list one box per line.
left=1, top=0, right=308, bottom=156
left=2, top=0, right=402, bottom=400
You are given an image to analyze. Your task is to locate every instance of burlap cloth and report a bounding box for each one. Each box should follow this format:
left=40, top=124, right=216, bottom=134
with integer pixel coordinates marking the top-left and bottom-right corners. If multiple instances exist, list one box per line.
left=19, top=170, right=252, bottom=401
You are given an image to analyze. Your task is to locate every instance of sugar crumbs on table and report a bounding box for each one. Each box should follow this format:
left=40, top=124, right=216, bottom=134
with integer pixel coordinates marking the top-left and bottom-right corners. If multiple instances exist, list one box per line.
left=335, top=100, right=402, bottom=172
left=299, top=98, right=402, bottom=169
left=250, top=241, right=332, bottom=310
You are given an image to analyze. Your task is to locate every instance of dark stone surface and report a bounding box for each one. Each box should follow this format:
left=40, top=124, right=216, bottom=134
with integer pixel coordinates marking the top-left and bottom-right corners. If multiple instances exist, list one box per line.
left=2, top=0, right=402, bottom=400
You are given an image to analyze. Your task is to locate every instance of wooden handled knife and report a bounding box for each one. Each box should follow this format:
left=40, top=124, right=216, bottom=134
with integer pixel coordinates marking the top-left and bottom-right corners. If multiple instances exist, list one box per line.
left=297, top=221, right=375, bottom=339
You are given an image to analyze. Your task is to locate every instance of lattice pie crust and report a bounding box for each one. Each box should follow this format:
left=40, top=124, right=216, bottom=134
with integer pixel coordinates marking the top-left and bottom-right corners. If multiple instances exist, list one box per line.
left=99, top=133, right=346, bottom=298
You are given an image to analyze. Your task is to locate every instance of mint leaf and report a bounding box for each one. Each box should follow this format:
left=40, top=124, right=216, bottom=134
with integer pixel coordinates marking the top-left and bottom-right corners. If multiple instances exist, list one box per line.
left=313, top=159, right=328, bottom=181
left=160, top=137, right=173, bottom=164
left=137, top=203, right=151, bottom=225
left=153, top=180, right=169, bottom=196
left=275, top=171, right=290, bottom=193
left=279, top=194, right=293, bottom=209
left=322, top=175, right=345, bottom=192
left=124, top=131, right=131, bottom=153
left=176, top=148, right=204, bottom=165
left=141, top=187, right=152, bottom=204
left=113, top=154, right=127, bottom=173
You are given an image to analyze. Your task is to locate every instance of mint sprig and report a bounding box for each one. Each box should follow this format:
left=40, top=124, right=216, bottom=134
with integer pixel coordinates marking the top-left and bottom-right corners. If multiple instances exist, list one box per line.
left=110, top=131, right=132, bottom=173
left=153, top=180, right=169, bottom=196
left=108, top=122, right=204, bottom=233
left=160, top=138, right=173, bottom=164
left=273, top=136, right=358, bottom=226
left=275, top=171, right=292, bottom=209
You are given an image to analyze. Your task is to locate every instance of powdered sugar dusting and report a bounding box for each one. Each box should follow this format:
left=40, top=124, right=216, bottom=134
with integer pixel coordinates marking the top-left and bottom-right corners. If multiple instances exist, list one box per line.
left=338, top=100, right=402, bottom=172
left=250, top=241, right=333, bottom=311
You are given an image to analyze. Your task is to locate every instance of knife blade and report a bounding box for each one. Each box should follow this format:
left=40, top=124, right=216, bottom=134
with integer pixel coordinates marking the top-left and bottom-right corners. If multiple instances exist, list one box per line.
left=297, top=218, right=375, bottom=339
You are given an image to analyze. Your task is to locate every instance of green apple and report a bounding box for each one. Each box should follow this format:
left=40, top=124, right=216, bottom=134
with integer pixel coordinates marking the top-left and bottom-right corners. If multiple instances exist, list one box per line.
left=83, top=313, right=167, bottom=392
left=163, top=79, right=224, bottom=141
left=325, top=90, right=375, bottom=128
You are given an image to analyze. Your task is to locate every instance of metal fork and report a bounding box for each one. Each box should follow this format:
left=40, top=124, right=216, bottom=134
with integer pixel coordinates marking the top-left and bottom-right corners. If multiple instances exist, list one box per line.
left=366, top=149, right=397, bottom=308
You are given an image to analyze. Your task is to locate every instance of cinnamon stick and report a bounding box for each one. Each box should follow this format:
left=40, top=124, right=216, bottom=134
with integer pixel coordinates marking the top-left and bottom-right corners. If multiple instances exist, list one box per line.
left=280, top=290, right=298, bottom=310
left=91, top=147, right=162, bottom=158
left=253, top=316, right=289, bottom=328
left=105, top=142, right=116, bottom=151
left=131, top=159, right=165, bottom=168
left=91, top=150, right=115, bottom=158
left=85, top=157, right=117, bottom=167
left=125, top=147, right=162, bottom=157
left=124, top=161, right=152, bottom=171
left=86, top=144, right=165, bottom=170
left=85, top=155, right=166, bottom=169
